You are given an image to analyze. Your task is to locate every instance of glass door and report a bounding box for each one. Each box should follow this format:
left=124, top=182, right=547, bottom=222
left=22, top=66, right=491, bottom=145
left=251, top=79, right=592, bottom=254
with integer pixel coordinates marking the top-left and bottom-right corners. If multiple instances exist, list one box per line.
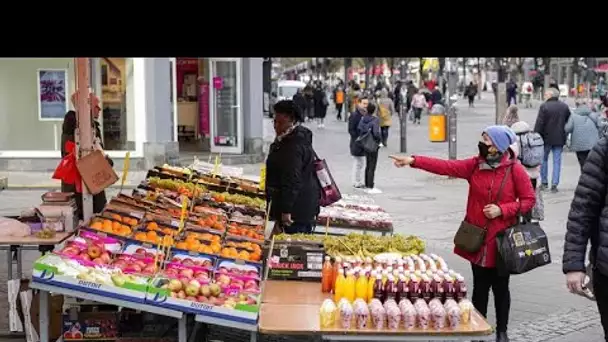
left=209, top=58, right=243, bottom=154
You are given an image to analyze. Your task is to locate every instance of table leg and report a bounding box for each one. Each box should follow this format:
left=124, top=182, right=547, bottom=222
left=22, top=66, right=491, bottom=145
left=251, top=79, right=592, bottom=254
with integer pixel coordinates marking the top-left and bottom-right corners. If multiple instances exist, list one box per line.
left=16, top=248, right=22, bottom=279
left=178, top=315, right=187, bottom=342
left=39, top=290, right=49, bottom=342
left=249, top=331, right=257, bottom=342
left=6, top=248, right=12, bottom=280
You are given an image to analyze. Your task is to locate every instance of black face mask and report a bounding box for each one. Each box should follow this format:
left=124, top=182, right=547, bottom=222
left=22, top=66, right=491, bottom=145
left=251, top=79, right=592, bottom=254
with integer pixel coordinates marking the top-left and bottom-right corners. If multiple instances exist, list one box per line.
left=478, top=141, right=491, bottom=159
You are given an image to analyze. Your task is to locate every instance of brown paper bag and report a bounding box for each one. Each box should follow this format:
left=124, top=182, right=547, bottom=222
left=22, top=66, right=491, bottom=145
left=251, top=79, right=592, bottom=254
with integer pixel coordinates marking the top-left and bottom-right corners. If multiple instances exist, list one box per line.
left=77, top=150, right=118, bottom=195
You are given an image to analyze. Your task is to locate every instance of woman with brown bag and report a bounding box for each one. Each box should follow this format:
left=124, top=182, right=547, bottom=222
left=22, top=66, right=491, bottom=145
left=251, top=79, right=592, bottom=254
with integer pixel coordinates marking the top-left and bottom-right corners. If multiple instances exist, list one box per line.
left=390, top=125, right=535, bottom=342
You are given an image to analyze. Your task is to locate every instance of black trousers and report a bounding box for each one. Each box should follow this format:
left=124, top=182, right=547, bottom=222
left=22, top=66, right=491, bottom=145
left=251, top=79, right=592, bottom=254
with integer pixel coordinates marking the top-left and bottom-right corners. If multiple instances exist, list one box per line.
left=595, top=269, right=608, bottom=341
left=335, top=103, right=343, bottom=119
left=364, top=150, right=379, bottom=188
left=471, top=263, right=511, bottom=333
left=381, top=126, right=389, bottom=146
left=468, top=95, right=475, bottom=106
left=576, top=150, right=590, bottom=170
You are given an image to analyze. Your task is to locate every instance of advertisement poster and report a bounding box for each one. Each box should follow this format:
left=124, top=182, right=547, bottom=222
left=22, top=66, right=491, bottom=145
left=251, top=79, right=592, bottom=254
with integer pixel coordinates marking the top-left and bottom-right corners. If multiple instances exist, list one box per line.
left=199, top=82, right=210, bottom=136
left=213, top=77, right=223, bottom=89
left=38, top=69, right=68, bottom=121
left=176, top=58, right=199, bottom=100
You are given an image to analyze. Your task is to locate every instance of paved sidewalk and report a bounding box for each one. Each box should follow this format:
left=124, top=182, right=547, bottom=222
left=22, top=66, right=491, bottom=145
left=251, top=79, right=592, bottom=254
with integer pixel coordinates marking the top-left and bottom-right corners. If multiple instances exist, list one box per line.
left=0, top=94, right=601, bottom=341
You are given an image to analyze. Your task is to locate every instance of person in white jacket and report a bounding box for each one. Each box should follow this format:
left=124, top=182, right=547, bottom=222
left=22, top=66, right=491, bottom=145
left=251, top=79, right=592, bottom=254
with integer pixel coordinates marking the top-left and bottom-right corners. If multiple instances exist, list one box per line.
left=510, top=121, right=543, bottom=222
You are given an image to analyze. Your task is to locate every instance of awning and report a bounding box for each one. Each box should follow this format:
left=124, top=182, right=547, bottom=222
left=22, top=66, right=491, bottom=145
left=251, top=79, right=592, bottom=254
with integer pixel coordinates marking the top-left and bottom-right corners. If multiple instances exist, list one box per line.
left=595, top=64, right=608, bottom=72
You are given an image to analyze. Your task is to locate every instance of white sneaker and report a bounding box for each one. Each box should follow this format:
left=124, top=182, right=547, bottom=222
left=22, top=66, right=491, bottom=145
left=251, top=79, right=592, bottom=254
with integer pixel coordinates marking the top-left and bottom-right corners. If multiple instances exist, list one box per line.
left=365, top=188, right=383, bottom=194
left=353, top=183, right=366, bottom=189
left=379, top=143, right=384, bottom=148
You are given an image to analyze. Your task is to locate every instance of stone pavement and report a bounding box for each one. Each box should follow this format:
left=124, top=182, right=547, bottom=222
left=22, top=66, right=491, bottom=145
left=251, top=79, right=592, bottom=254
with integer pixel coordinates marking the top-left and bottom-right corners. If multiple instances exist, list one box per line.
left=0, top=93, right=603, bottom=341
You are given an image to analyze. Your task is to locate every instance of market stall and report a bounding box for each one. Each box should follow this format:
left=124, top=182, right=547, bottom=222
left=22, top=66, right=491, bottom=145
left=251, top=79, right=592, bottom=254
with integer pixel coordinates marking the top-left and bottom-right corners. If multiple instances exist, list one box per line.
left=316, top=195, right=393, bottom=236
left=24, top=163, right=492, bottom=342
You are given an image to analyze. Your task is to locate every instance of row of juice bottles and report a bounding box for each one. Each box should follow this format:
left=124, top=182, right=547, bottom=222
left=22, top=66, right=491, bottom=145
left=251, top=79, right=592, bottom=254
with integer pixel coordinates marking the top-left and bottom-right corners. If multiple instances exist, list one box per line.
left=321, top=255, right=467, bottom=304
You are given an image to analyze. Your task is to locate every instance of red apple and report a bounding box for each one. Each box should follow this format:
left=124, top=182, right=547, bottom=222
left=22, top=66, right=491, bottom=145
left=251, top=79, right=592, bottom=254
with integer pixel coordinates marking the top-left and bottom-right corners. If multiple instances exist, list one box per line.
left=135, top=248, right=147, bottom=255
left=186, top=296, right=197, bottom=302
left=216, top=274, right=231, bottom=286
left=142, top=264, right=156, bottom=274
left=164, top=268, right=179, bottom=277
left=100, top=252, right=111, bottom=263
left=179, top=277, right=190, bottom=289
left=182, top=258, right=194, bottom=266
left=177, top=290, right=186, bottom=299
left=87, top=245, right=102, bottom=259
left=112, top=260, right=127, bottom=270
left=196, top=295, right=209, bottom=303
left=218, top=267, right=228, bottom=274
left=92, top=258, right=106, bottom=265
left=179, top=269, right=194, bottom=278
left=80, top=254, right=92, bottom=261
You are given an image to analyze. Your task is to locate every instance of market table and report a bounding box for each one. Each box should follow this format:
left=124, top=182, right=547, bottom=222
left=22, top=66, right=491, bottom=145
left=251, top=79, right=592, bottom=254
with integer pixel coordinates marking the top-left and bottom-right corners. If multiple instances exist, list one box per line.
left=0, top=232, right=74, bottom=280
left=258, top=281, right=494, bottom=341
left=30, top=281, right=188, bottom=342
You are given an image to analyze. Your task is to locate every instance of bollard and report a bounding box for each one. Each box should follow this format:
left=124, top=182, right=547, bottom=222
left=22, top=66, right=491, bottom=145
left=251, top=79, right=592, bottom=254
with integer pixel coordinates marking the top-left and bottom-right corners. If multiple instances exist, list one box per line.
left=400, top=103, right=407, bottom=153
left=448, top=105, right=457, bottom=160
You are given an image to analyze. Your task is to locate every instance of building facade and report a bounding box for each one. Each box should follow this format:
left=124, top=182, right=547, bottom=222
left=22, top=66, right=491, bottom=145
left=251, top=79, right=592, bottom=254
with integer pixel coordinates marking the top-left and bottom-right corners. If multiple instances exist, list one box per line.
left=0, top=58, right=264, bottom=171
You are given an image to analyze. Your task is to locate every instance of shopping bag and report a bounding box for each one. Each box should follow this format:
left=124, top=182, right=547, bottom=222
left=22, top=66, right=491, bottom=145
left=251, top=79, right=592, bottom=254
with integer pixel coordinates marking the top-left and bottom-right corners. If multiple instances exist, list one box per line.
left=52, top=141, right=82, bottom=192
left=355, top=130, right=379, bottom=153
left=496, top=220, right=551, bottom=275
left=313, top=150, right=341, bottom=207
left=76, top=150, right=118, bottom=195
left=531, top=185, right=544, bottom=221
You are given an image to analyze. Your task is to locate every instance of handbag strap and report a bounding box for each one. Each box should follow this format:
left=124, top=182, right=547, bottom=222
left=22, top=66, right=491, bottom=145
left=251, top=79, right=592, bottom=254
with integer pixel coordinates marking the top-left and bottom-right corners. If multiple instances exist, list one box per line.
left=483, top=165, right=512, bottom=228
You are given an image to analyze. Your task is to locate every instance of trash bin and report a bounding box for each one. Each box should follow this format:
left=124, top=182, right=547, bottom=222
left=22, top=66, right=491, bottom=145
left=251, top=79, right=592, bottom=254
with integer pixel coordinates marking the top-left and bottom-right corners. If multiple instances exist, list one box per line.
left=429, top=104, right=447, bottom=142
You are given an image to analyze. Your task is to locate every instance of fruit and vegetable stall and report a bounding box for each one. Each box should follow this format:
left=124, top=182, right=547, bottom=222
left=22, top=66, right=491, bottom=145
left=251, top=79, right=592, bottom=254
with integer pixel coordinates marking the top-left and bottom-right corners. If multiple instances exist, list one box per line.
left=26, top=164, right=492, bottom=342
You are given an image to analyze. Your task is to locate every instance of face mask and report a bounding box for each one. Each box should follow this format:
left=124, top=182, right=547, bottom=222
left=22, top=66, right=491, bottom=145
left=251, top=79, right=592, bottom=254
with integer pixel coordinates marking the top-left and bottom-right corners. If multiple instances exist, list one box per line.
left=478, top=141, right=491, bottom=159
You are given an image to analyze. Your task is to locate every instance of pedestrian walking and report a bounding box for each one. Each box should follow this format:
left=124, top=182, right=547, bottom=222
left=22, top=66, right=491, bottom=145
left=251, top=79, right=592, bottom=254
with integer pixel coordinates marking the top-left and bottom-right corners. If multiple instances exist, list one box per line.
left=406, top=81, right=417, bottom=112
left=506, top=79, right=518, bottom=106
left=292, top=88, right=307, bottom=121
left=411, top=90, right=428, bottom=125
left=563, top=134, right=608, bottom=341
left=348, top=96, right=368, bottom=188
left=313, top=83, right=328, bottom=129
left=376, top=89, right=395, bottom=147
left=266, top=100, right=320, bottom=235
left=564, top=99, right=603, bottom=170
left=357, top=102, right=382, bottom=194
left=534, top=87, right=571, bottom=192
left=390, top=125, right=536, bottom=342
left=393, top=81, right=402, bottom=116
left=465, top=82, right=478, bottom=107
left=521, top=81, right=534, bottom=108
left=333, top=84, right=345, bottom=121
left=303, top=85, right=315, bottom=123
left=431, top=86, right=443, bottom=107
left=502, top=105, right=520, bottom=127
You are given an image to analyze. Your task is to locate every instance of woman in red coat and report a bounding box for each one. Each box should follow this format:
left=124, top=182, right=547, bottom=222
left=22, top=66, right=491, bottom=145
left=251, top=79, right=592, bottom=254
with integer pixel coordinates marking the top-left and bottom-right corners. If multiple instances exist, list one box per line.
left=391, top=125, right=535, bottom=342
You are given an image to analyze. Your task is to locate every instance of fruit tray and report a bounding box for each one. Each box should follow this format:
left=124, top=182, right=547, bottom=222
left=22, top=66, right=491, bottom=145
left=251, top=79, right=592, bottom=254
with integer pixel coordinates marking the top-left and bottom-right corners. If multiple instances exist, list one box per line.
left=32, top=254, right=150, bottom=303
left=85, top=216, right=135, bottom=239
left=220, top=239, right=263, bottom=263
left=145, top=275, right=259, bottom=324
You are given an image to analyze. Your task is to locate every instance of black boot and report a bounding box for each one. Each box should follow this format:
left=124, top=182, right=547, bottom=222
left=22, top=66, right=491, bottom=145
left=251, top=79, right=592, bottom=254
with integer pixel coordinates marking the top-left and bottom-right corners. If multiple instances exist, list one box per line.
left=496, top=331, right=509, bottom=342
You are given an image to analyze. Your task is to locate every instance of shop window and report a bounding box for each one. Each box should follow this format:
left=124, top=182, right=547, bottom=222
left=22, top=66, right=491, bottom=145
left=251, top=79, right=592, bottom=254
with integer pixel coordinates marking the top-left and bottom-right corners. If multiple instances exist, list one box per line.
left=99, top=58, right=135, bottom=151
left=0, top=58, right=75, bottom=151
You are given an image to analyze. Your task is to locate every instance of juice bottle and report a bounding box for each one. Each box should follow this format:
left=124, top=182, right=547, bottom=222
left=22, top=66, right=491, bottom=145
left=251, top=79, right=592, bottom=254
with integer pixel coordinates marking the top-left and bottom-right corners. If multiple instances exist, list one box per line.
left=381, top=270, right=389, bottom=285
left=355, top=269, right=368, bottom=301
left=420, top=274, right=433, bottom=302
left=344, top=270, right=356, bottom=302
left=443, top=275, right=456, bottom=300
left=334, top=269, right=346, bottom=302
left=455, top=274, right=467, bottom=301
left=432, top=274, right=445, bottom=301
left=331, top=256, right=342, bottom=293
left=367, top=270, right=377, bottom=303
left=409, top=274, right=421, bottom=301
left=372, top=273, right=385, bottom=302
left=322, top=256, right=333, bottom=293
left=384, top=274, right=398, bottom=302
left=397, top=274, right=410, bottom=302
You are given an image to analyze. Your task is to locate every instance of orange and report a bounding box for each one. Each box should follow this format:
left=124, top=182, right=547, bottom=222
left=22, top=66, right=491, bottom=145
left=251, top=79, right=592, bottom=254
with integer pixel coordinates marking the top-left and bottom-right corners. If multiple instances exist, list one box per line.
left=238, top=250, right=250, bottom=260
left=210, top=243, right=221, bottom=254
left=250, top=252, right=261, bottom=262
left=175, top=242, right=188, bottom=250
left=121, top=216, right=131, bottom=224
left=90, top=222, right=102, bottom=230
left=134, top=232, right=147, bottom=241
left=112, top=221, right=122, bottom=231
left=147, top=222, right=159, bottom=230
left=210, top=235, right=220, bottom=243
left=111, top=214, right=122, bottom=221
left=199, top=245, right=213, bottom=254
left=102, top=220, right=113, bottom=232
left=129, top=218, right=138, bottom=226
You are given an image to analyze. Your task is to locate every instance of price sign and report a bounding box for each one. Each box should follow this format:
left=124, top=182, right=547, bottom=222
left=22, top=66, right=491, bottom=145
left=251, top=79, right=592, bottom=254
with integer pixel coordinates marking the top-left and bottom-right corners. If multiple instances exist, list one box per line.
left=120, top=151, right=131, bottom=192
left=259, top=165, right=266, bottom=191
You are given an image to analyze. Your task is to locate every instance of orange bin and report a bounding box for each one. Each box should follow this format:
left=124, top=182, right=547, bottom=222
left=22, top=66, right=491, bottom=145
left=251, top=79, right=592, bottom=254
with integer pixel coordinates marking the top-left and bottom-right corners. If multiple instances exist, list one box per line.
left=429, top=114, right=447, bottom=142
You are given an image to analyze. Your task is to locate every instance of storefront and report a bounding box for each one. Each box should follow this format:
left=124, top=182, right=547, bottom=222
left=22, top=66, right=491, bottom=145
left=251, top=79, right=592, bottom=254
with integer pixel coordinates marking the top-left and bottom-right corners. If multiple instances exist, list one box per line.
left=0, top=57, right=264, bottom=170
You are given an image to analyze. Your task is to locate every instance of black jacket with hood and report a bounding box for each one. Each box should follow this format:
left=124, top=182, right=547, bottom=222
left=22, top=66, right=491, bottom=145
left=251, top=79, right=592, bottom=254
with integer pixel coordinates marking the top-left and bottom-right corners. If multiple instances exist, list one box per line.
left=563, top=134, right=608, bottom=276
left=534, top=97, right=571, bottom=146
left=266, top=125, right=320, bottom=224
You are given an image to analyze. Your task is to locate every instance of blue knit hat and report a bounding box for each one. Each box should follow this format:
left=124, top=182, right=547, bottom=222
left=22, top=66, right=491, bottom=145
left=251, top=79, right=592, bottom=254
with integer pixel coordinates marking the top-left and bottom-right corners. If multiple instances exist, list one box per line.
left=484, top=125, right=517, bottom=153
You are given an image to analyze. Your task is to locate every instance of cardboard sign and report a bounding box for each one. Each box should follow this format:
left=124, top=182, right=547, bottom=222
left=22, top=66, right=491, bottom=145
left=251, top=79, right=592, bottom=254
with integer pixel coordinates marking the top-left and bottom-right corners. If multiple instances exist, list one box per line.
left=213, top=77, right=223, bottom=89
left=265, top=241, right=325, bottom=281
left=77, top=150, right=118, bottom=195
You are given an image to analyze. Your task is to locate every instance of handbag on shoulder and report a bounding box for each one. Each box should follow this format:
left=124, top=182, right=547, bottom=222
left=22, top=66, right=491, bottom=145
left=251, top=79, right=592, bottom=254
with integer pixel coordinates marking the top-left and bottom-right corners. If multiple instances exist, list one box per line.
left=356, top=130, right=379, bottom=153
left=454, top=166, right=512, bottom=253
left=496, top=219, right=551, bottom=275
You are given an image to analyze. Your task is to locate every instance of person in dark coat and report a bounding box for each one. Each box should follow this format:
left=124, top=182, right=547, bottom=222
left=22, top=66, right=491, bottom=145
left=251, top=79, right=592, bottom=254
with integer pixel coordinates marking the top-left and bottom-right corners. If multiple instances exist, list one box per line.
left=393, top=81, right=402, bottom=115
left=405, top=81, right=418, bottom=112
left=506, top=79, right=518, bottom=105
left=302, top=86, right=315, bottom=122
left=348, top=97, right=369, bottom=188
left=313, top=83, right=328, bottom=128
left=60, top=92, right=110, bottom=219
left=563, top=132, right=608, bottom=340
left=266, top=100, right=320, bottom=234
left=533, top=87, right=571, bottom=192
left=357, top=102, right=382, bottom=194
left=430, top=86, right=443, bottom=107
left=292, top=88, right=307, bottom=119
left=465, top=82, right=477, bottom=107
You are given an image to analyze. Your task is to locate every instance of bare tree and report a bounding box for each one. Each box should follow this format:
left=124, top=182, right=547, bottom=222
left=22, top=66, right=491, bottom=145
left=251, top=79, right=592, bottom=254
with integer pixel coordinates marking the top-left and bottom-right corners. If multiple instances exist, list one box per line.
left=387, top=58, right=396, bottom=83
left=512, top=58, right=525, bottom=83
left=542, top=57, right=552, bottom=90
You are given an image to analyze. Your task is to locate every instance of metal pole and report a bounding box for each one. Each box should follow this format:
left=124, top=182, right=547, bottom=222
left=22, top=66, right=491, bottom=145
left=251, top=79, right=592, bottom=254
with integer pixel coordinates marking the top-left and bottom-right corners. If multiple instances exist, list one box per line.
left=75, top=58, right=93, bottom=221
left=400, top=102, right=407, bottom=153
left=448, top=105, right=457, bottom=160
left=495, top=58, right=507, bottom=125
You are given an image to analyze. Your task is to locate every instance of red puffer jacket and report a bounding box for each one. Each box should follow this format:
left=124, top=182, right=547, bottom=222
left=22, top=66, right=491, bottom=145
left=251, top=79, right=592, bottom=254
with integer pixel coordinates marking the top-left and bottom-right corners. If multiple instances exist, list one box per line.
left=411, top=153, right=535, bottom=268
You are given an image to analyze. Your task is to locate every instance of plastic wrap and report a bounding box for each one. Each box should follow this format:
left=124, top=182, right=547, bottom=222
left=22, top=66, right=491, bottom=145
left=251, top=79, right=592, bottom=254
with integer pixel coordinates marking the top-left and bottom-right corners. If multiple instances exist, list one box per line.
left=430, top=303, right=447, bottom=329
left=385, top=302, right=401, bottom=329
left=414, top=299, right=430, bottom=329
left=354, top=299, right=370, bottom=329
left=340, top=301, right=354, bottom=329
left=319, top=299, right=337, bottom=328
left=446, top=304, right=461, bottom=328
left=369, top=300, right=386, bottom=329
left=399, top=299, right=417, bottom=329
left=459, top=299, right=473, bottom=324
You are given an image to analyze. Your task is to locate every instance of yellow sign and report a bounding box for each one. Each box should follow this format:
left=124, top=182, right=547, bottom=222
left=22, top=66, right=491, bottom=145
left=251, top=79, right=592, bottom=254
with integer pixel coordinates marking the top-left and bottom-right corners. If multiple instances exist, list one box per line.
left=422, top=58, right=439, bottom=72
left=212, top=155, right=220, bottom=177
left=178, top=196, right=188, bottom=233
left=259, top=166, right=266, bottom=191
left=120, top=151, right=131, bottom=190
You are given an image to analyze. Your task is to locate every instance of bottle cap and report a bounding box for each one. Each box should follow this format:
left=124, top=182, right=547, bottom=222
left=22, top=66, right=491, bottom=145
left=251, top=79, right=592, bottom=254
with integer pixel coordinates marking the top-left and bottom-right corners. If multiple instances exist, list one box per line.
left=335, top=256, right=342, bottom=262
left=325, top=256, right=330, bottom=261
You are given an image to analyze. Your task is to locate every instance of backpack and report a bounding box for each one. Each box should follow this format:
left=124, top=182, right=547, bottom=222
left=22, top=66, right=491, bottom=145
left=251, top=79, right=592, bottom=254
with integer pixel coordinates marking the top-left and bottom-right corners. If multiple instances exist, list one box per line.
left=378, top=103, right=390, bottom=119
left=518, top=132, right=544, bottom=168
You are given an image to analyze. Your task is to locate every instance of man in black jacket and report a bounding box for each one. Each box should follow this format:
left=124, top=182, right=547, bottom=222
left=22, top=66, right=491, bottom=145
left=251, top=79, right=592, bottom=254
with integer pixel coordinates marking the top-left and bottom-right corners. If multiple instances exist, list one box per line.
left=266, top=100, right=320, bottom=234
left=534, top=88, right=571, bottom=192
left=348, top=96, right=369, bottom=188
left=563, top=133, right=608, bottom=341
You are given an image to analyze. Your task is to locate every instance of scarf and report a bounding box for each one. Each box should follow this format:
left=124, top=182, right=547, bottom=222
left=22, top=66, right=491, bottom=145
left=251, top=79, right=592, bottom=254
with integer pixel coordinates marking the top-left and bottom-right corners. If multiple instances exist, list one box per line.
left=275, top=124, right=298, bottom=143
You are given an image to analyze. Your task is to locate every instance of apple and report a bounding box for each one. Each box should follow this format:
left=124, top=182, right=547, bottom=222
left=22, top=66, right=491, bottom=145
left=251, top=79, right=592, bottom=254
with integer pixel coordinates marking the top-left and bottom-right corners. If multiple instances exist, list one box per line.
left=87, top=245, right=102, bottom=259
left=129, top=264, right=142, bottom=273
left=179, top=277, right=191, bottom=289
left=133, top=260, right=147, bottom=269
left=135, top=248, right=147, bottom=255
left=185, top=285, right=199, bottom=297
left=182, top=258, right=194, bottom=267
left=177, top=290, right=186, bottom=299
left=218, top=267, right=228, bottom=274
left=80, top=254, right=92, bottom=261
left=145, top=252, right=155, bottom=259
left=244, top=279, right=258, bottom=289
left=168, top=279, right=183, bottom=292
left=92, top=258, right=106, bottom=265
left=193, top=270, right=208, bottom=278
left=200, top=285, right=211, bottom=297
left=195, top=275, right=209, bottom=284
left=100, top=252, right=111, bottom=263
left=186, top=296, right=197, bottom=302
left=202, top=260, right=213, bottom=268
left=169, top=291, right=177, bottom=298
left=111, top=274, right=126, bottom=287
left=209, top=283, right=221, bottom=297
left=61, top=247, right=79, bottom=255
left=216, top=274, right=231, bottom=286
left=179, top=269, right=194, bottom=278
left=112, top=260, right=127, bottom=270
left=142, top=264, right=156, bottom=274
left=196, top=295, right=209, bottom=303
left=188, top=279, right=201, bottom=288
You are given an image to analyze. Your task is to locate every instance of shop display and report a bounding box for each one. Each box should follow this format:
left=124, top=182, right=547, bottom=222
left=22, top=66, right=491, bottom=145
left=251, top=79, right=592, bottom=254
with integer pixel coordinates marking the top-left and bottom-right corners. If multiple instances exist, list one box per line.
left=317, top=206, right=392, bottom=230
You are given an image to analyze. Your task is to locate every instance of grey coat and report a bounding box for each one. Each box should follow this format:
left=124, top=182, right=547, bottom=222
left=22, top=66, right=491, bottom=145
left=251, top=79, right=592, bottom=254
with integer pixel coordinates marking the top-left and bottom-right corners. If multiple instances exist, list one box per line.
left=564, top=106, right=601, bottom=152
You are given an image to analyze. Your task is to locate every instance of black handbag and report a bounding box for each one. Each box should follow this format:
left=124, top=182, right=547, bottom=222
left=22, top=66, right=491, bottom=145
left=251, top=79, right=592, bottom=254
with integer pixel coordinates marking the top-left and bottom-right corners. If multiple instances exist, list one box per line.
left=454, top=166, right=511, bottom=253
left=356, top=130, right=379, bottom=153
left=496, top=219, right=551, bottom=275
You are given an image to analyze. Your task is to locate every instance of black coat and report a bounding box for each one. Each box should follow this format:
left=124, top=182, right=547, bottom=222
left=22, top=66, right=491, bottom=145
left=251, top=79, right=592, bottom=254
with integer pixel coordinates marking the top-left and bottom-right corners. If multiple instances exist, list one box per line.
left=266, top=125, right=320, bottom=224
left=563, top=136, right=608, bottom=276
left=313, top=88, right=328, bottom=119
left=534, top=98, right=571, bottom=146
left=348, top=109, right=365, bottom=156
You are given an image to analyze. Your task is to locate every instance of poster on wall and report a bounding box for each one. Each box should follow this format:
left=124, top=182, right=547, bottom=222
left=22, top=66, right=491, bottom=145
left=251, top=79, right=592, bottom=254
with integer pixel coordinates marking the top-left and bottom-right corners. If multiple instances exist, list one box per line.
left=199, top=82, right=210, bottom=136
left=37, top=69, right=68, bottom=121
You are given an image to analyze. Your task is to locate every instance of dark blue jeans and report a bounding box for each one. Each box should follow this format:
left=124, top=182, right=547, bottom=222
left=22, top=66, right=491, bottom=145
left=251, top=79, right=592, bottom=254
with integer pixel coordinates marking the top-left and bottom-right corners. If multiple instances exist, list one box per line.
left=283, top=221, right=314, bottom=234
